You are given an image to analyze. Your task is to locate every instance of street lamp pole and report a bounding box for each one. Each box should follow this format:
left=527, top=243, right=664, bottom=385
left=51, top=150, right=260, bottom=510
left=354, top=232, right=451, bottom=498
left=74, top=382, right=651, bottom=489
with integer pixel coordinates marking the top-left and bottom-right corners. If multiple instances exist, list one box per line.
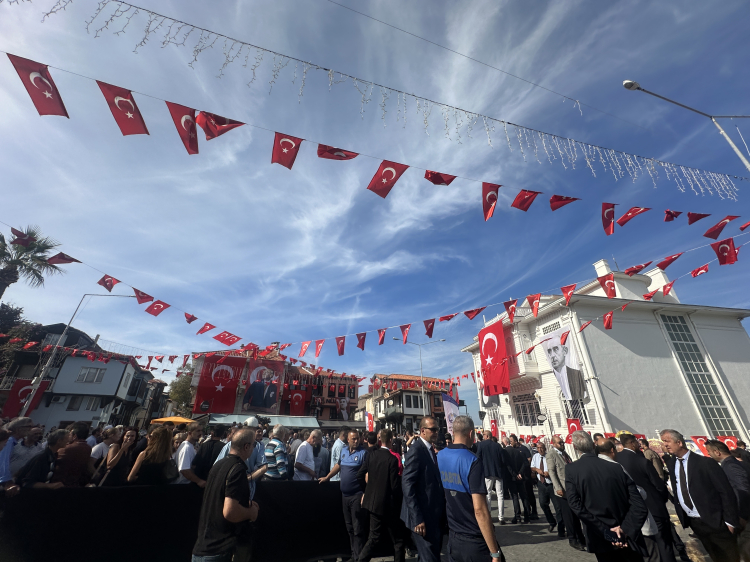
left=19, top=293, right=136, bottom=417
left=622, top=80, right=750, bottom=173
left=394, top=338, right=445, bottom=416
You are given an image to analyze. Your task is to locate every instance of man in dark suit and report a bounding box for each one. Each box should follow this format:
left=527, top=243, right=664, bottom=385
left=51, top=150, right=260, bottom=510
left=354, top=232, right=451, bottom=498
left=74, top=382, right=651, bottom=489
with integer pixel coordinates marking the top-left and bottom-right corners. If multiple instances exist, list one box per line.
left=242, top=368, right=278, bottom=411
left=476, top=430, right=509, bottom=523
left=400, top=416, right=445, bottom=562
left=566, top=431, right=648, bottom=561
left=504, top=435, right=532, bottom=524
left=705, top=439, right=750, bottom=521
left=357, top=428, right=405, bottom=562
left=660, top=429, right=740, bottom=562
left=615, top=433, right=677, bottom=562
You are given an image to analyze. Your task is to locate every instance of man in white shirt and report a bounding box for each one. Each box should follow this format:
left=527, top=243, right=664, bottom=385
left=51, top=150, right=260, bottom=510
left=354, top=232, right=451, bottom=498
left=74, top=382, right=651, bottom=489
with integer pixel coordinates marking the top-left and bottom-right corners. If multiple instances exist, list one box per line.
left=294, top=429, right=322, bottom=481
left=175, top=422, right=205, bottom=486
left=531, top=442, right=559, bottom=532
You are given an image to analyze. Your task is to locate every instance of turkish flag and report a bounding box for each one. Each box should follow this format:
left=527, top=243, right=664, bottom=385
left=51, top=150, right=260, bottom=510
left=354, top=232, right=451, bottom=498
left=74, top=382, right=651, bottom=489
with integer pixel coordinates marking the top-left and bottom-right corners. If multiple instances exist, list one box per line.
left=424, top=171, right=456, bottom=185
left=192, top=356, right=246, bottom=414
left=356, top=333, right=366, bottom=350
left=290, top=389, right=306, bottom=416
left=336, top=336, right=346, bottom=356
left=657, top=253, right=683, bottom=271
left=166, top=101, right=199, bottom=155
left=549, top=195, right=580, bottom=211
left=664, top=210, right=682, bottom=222
left=1, top=379, right=50, bottom=418
left=97, top=81, right=149, bottom=135
left=299, top=341, right=311, bottom=357
left=367, top=160, right=409, bottom=198
left=195, top=111, right=244, bottom=140
left=22, top=342, right=38, bottom=350
left=482, top=183, right=500, bottom=220
left=97, top=274, right=120, bottom=292
left=561, top=284, right=576, bottom=306
left=504, top=300, right=518, bottom=323
left=10, top=228, right=35, bottom=247
left=439, top=313, right=459, bottom=322
left=378, top=329, right=387, bottom=345
left=316, top=144, right=358, bottom=160
left=566, top=418, right=582, bottom=436
left=271, top=132, right=303, bottom=169
left=643, top=288, right=659, bottom=301
left=624, top=262, right=652, bottom=276
left=133, top=288, right=154, bottom=304
left=7, top=54, right=68, bottom=117
left=527, top=294, right=541, bottom=317
left=740, top=220, right=750, bottom=232
left=691, top=264, right=709, bottom=278
left=197, top=323, right=216, bottom=335
left=560, top=330, right=570, bottom=346
left=490, top=419, right=498, bottom=438
left=185, top=313, right=198, bottom=324
left=464, top=307, right=486, bottom=320
left=579, top=320, right=592, bottom=332
left=691, top=436, right=710, bottom=456
left=598, top=273, right=616, bottom=298
left=214, top=331, right=241, bottom=346
left=145, top=300, right=170, bottom=317
left=47, top=252, right=81, bottom=265
left=704, top=216, right=740, bottom=240
left=687, top=212, right=710, bottom=225
left=478, top=320, right=508, bottom=395
left=663, top=280, right=676, bottom=297
left=424, top=319, right=435, bottom=338
left=400, top=324, right=411, bottom=344
left=711, top=237, right=738, bottom=265
left=716, top=436, right=739, bottom=451
left=616, top=206, right=650, bottom=227
left=603, top=311, right=613, bottom=330
left=511, top=189, right=542, bottom=212
left=602, top=203, right=617, bottom=235
left=314, top=339, right=325, bottom=357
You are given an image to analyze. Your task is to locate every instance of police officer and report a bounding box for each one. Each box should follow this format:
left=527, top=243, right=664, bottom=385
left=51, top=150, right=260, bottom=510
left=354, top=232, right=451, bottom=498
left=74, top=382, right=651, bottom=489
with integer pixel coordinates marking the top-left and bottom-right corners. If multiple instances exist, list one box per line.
left=439, top=415, right=504, bottom=562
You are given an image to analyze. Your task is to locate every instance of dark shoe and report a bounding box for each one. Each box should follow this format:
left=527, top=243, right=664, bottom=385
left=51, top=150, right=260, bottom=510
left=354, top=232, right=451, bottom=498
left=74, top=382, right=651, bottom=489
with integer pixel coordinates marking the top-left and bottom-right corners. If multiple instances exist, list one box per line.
left=529, top=514, right=540, bottom=520
left=678, top=555, right=691, bottom=562
left=548, top=522, right=557, bottom=533
left=499, top=520, right=506, bottom=525
left=557, top=533, right=566, bottom=538
left=510, top=518, right=518, bottom=524
left=569, top=541, right=587, bottom=552
left=523, top=518, right=530, bottom=524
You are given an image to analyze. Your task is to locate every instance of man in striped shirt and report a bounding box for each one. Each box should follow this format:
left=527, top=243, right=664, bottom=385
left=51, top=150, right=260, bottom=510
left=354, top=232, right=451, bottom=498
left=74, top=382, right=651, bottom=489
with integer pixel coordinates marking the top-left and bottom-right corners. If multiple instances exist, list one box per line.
left=264, top=424, right=289, bottom=480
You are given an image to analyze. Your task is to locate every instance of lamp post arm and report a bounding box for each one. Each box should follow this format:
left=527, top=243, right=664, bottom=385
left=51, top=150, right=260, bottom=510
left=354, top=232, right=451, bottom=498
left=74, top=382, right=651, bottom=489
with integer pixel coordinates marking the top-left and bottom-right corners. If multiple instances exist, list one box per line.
left=710, top=118, right=750, bottom=173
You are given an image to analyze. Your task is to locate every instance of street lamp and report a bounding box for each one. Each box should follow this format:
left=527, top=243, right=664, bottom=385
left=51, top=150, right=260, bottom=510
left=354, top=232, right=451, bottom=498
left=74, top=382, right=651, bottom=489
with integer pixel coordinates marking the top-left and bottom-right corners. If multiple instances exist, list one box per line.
left=19, top=293, right=136, bottom=416
left=393, top=337, right=445, bottom=416
left=622, top=79, right=750, bottom=173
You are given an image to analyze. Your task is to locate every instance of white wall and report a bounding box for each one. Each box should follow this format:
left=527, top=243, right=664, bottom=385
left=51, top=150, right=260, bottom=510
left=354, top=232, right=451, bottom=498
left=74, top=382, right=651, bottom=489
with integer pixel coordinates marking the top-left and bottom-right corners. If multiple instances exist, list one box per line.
left=53, top=357, right=127, bottom=396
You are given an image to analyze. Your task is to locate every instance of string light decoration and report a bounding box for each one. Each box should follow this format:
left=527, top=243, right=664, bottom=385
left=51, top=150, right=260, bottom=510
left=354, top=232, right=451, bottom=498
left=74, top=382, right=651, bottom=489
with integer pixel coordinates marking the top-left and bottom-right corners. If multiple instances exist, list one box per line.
left=19, top=0, right=741, bottom=199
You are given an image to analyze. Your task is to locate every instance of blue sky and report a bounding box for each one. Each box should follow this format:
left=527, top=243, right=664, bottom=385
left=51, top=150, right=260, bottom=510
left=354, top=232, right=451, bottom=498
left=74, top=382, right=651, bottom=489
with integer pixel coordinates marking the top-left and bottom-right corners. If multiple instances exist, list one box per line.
left=1, top=0, right=749, bottom=421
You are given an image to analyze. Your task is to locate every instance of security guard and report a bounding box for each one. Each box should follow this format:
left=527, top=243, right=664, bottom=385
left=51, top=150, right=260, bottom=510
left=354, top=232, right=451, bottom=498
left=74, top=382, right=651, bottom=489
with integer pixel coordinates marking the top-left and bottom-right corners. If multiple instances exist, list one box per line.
left=439, top=415, right=504, bottom=562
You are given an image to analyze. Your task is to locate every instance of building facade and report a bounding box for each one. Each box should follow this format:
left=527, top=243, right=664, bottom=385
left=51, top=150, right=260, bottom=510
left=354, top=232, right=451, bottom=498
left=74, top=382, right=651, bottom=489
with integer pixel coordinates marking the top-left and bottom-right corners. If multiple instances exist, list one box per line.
left=371, top=374, right=447, bottom=434
left=463, top=259, right=750, bottom=443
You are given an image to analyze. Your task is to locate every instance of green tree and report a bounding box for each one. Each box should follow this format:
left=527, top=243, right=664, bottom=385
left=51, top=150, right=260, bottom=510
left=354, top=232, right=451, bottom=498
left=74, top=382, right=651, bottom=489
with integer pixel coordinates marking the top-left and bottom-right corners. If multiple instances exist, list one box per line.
left=0, top=303, right=46, bottom=377
left=0, top=226, right=64, bottom=301
left=169, top=370, right=194, bottom=414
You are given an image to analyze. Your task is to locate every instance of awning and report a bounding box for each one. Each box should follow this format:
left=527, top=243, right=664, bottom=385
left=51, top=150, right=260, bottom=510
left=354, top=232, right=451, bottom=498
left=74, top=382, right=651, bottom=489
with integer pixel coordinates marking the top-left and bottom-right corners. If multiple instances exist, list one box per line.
left=318, top=420, right=367, bottom=429
left=208, top=414, right=320, bottom=428
left=150, top=416, right=195, bottom=425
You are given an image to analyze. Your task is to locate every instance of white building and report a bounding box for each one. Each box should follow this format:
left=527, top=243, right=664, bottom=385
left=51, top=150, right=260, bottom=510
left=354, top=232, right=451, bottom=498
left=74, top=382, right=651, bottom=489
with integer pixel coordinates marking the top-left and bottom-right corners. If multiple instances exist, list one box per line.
left=462, top=259, right=750, bottom=442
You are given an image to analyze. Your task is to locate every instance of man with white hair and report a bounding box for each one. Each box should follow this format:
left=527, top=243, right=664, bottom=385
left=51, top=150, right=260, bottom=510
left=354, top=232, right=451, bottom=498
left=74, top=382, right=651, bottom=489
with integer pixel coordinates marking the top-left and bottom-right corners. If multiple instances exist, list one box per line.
left=0, top=417, right=33, bottom=486
left=544, top=333, right=585, bottom=401
left=264, top=424, right=289, bottom=480
left=294, top=429, right=322, bottom=481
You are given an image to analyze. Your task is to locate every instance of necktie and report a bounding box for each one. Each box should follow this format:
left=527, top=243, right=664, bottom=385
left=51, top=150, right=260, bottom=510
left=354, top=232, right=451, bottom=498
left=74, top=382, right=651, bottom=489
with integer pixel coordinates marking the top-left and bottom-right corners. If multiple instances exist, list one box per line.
left=678, top=458, right=694, bottom=510
left=430, top=446, right=438, bottom=464
left=540, top=458, right=546, bottom=482
left=562, top=451, right=571, bottom=464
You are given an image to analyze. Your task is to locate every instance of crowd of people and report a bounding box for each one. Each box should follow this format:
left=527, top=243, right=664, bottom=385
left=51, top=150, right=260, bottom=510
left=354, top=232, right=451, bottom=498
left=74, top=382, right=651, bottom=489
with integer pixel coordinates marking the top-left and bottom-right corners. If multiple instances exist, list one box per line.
left=2, top=414, right=750, bottom=562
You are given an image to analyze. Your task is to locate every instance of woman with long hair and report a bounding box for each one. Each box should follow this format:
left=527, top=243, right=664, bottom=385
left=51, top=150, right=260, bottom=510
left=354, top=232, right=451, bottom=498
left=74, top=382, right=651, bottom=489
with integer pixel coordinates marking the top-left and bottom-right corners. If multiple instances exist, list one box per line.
left=102, top=427, right=138, bottom=486
left=127, top=426, right=178, bottom=485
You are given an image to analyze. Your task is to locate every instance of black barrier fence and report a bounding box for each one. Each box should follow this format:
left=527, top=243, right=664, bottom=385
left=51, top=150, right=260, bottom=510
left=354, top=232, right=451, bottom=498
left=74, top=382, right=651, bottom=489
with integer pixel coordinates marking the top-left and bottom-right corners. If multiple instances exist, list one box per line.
left=0, top=481, right=397, bottom=562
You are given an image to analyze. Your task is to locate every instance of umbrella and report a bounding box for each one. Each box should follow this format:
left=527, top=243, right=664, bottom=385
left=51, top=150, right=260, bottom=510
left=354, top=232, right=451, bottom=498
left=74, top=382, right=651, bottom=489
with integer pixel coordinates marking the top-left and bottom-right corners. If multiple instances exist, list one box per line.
left=150, top=416, right=195, bottom=425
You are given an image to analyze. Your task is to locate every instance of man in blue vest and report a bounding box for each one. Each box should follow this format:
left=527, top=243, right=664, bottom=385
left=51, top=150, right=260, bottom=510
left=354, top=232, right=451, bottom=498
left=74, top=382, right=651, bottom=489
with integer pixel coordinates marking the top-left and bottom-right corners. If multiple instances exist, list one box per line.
left=439, top=415, right=504, bottom=562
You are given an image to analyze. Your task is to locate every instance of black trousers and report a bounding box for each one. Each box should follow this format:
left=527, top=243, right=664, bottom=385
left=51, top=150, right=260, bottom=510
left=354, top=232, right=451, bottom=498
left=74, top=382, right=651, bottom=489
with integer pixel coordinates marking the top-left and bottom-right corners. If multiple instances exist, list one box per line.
left=342, top=492, right=366, bottom=560
left=595, top=549, right=644, bottom=562
left=557, top=493, right=586, bottom=545
left=448, top=531, right=505, bottom=562
left=411, top=528, right=442, bottom=562
left=509, top=479, right=530, bottom=520
left=688, top=516, right=739, bottom=562
left=536, top=481, right=557, bottom=526
left=652, top=515, right=677, bottom=562
left=549, top=488, right=566, bottom=536
left=525, top=477, right=538, bottom=516
left=359, top=511, right=405, bottom=562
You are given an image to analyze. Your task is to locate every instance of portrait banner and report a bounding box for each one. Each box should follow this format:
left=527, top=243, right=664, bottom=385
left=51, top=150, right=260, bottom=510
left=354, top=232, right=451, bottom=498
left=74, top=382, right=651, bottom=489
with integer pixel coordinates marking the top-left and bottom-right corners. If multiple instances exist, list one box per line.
left=442, top=392, right=459, bottom=436
left=241, top=359, right=284, bottom=414
left=540, top=326, right=586, bottom=401
left=193, top=357, right=246, bottom=414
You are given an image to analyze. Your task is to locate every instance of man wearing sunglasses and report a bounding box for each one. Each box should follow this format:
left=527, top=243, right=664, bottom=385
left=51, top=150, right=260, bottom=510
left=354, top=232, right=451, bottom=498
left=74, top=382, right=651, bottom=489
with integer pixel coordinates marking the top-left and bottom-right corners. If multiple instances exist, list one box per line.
left=400, top=416, right=445, bottom=562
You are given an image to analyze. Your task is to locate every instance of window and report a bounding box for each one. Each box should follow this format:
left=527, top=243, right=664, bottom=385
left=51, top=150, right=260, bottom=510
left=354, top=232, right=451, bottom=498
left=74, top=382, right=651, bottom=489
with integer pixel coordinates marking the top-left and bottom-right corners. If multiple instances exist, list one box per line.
left=75, top=368, right=105, bottom=384
left=542, top=321, right=561, bottom=335
left=564, top=399, right=590, bottom=425
left=85, top=396, right=100, bottom=411
left=661, top=314, right=737, bottom=433
left=512, top=394, right=541, bottom=426
left=67, top=396, right=83, bottom=411
left=434, top=395, right=441, bottom=407
left=405, top=395, right=412, bottom=408
left=419, top=396, right=424, bottom=409
left=122, top=373, right=131, bottom=390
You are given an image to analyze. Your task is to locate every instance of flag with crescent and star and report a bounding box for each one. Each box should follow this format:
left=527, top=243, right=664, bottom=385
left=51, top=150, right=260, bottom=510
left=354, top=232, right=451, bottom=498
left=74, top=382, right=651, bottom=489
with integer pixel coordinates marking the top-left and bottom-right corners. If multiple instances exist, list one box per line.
left=196, top=322, right=216, bottom=335
left=602, top=203, right=616, bottom=235
left=317, top=144, right=358, bottom=160
left=549, top=195, right=580, bottom=211
left=663, top=280, right=676, bottom=296
left=526, top=294, right=541, bottom=317
left=510, top=189, right=542, bottom=212
left=439, top=313, right=459, bottom=322
left=378, top=329, right=387, bottom=345
left=664, top=210, right=682, bottom=222
left=0, top=379, right=50, bottom=418
left=399, top=324, right=411, bottom=344
left=97, top=81, right=149, bottom=136
left=579, top=320, right=592, bottom=332
left=567, top=418, right=583, bottom=434
left=423, top=319, right=435, bottom=338
left=616, top=206, right=651, bottom=227
left=336, top=336, right=346, bottom=356
left=691, top=263, right=710, bottom=278
left=597, top=273, right=617, bottom=298
left=740, top=220, right=750, bottom=232
left=166, top=101, right=198, bottom=155
left=560, top=330, right=570, bottom=346
left=10, top=228, right=36, bottom=247
left=688, top=212, right=711, bottom=225
left=482, top=182, right=500, bottom=221
left=504, top=300, right=518, bottom=323
left=195, top=111, right=244, bottom=140
left=477, top=320, right=508, bottom=396
left=145, top=300, right=170, bottom=317
left=192, top=356, right=246, bottom=414
left=704, top=216, right=740, bottom=240
left=561, top=283, right=576, bottom=305
left=711, top=237, right=738, bottom=265
left=425, top=171, right=456, bottom=185
left=214, top=331, right=242, bottom=346
left=97, top=274, right=120, bottom=292
left=272, top=132, right=303, bottom=169
left=185, top=313, right=198, bottom=324
left=464, top=307, right=486, bottom=320
left=603, top=311, right=614, bottom=330
left=299, top=341, right=311, bottom=357
left=657, top=253, right=683, bottom=271
left=47, top=252, right=80, bottom=265
left=314, top=339, right=325, bottom=358
left=624, top=262, right=652, bottom=276
left=7, top=54, right=69, bottom=117
left=356, top=333, right=366, bottom=350
left=133, top=288, right=154, bottom=304
left=643, top=288, right=659, bottom=301
left=367, top=160, right=409, bottom=198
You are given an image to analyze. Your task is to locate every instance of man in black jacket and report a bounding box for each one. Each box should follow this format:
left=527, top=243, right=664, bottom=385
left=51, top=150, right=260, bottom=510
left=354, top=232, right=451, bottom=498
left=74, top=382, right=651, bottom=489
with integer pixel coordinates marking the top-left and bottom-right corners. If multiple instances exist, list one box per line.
left=505, top=435, right=531, bottom=524
left=476, top=430, right=509, bottom=523
left=566, top=431, right=648, bottom=561
left=660, top=429, right=740, bottom=562
left=705, top=439, right=750, bottom=520
left=357, top=428, right=405, bottom=562
left=615, top=433, right=676, bottom=562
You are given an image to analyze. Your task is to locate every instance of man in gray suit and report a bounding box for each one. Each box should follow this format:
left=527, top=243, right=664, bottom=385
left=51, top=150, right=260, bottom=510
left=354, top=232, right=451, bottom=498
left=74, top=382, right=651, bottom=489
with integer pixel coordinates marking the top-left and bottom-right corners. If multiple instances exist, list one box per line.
left=546, top=435, right=586, bottom=551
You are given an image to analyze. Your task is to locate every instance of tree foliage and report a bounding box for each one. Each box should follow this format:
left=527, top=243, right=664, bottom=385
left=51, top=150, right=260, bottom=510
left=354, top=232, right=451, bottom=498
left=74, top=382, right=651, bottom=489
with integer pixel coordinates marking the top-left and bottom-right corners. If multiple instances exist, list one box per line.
left=0, top=226, right=63, bottom=300
left=169, top=369, right=194, bottom=414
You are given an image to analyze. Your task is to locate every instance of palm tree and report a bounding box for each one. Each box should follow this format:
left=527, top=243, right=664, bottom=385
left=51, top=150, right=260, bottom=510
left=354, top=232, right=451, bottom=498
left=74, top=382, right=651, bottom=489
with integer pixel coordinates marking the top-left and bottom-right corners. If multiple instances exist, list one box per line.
left=0, top=226, right=63, bottom=300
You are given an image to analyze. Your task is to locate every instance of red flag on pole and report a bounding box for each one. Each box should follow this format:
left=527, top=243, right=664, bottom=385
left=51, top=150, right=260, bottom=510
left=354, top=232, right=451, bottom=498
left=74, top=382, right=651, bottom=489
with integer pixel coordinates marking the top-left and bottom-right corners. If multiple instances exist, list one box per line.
left=96, top=81, right=149, bottom=135
left=165, top=101, right=198, bottom=155
left=602, top=203, right=617, bottom=235
left=367, top=160, right=409, bottom=198
left=271, top=132, right=303, bottom=169
left=195, top=111, right=244, bottom=140
left=7, top=54, right=69, bottom=117
left=482, top=183, right=500, bottom=221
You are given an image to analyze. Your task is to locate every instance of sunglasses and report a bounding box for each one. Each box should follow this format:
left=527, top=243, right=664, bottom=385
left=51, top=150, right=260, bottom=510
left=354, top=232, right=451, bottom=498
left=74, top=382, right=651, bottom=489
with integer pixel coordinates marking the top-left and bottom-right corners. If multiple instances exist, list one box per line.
left=423, top=427, right=439, bottom=432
